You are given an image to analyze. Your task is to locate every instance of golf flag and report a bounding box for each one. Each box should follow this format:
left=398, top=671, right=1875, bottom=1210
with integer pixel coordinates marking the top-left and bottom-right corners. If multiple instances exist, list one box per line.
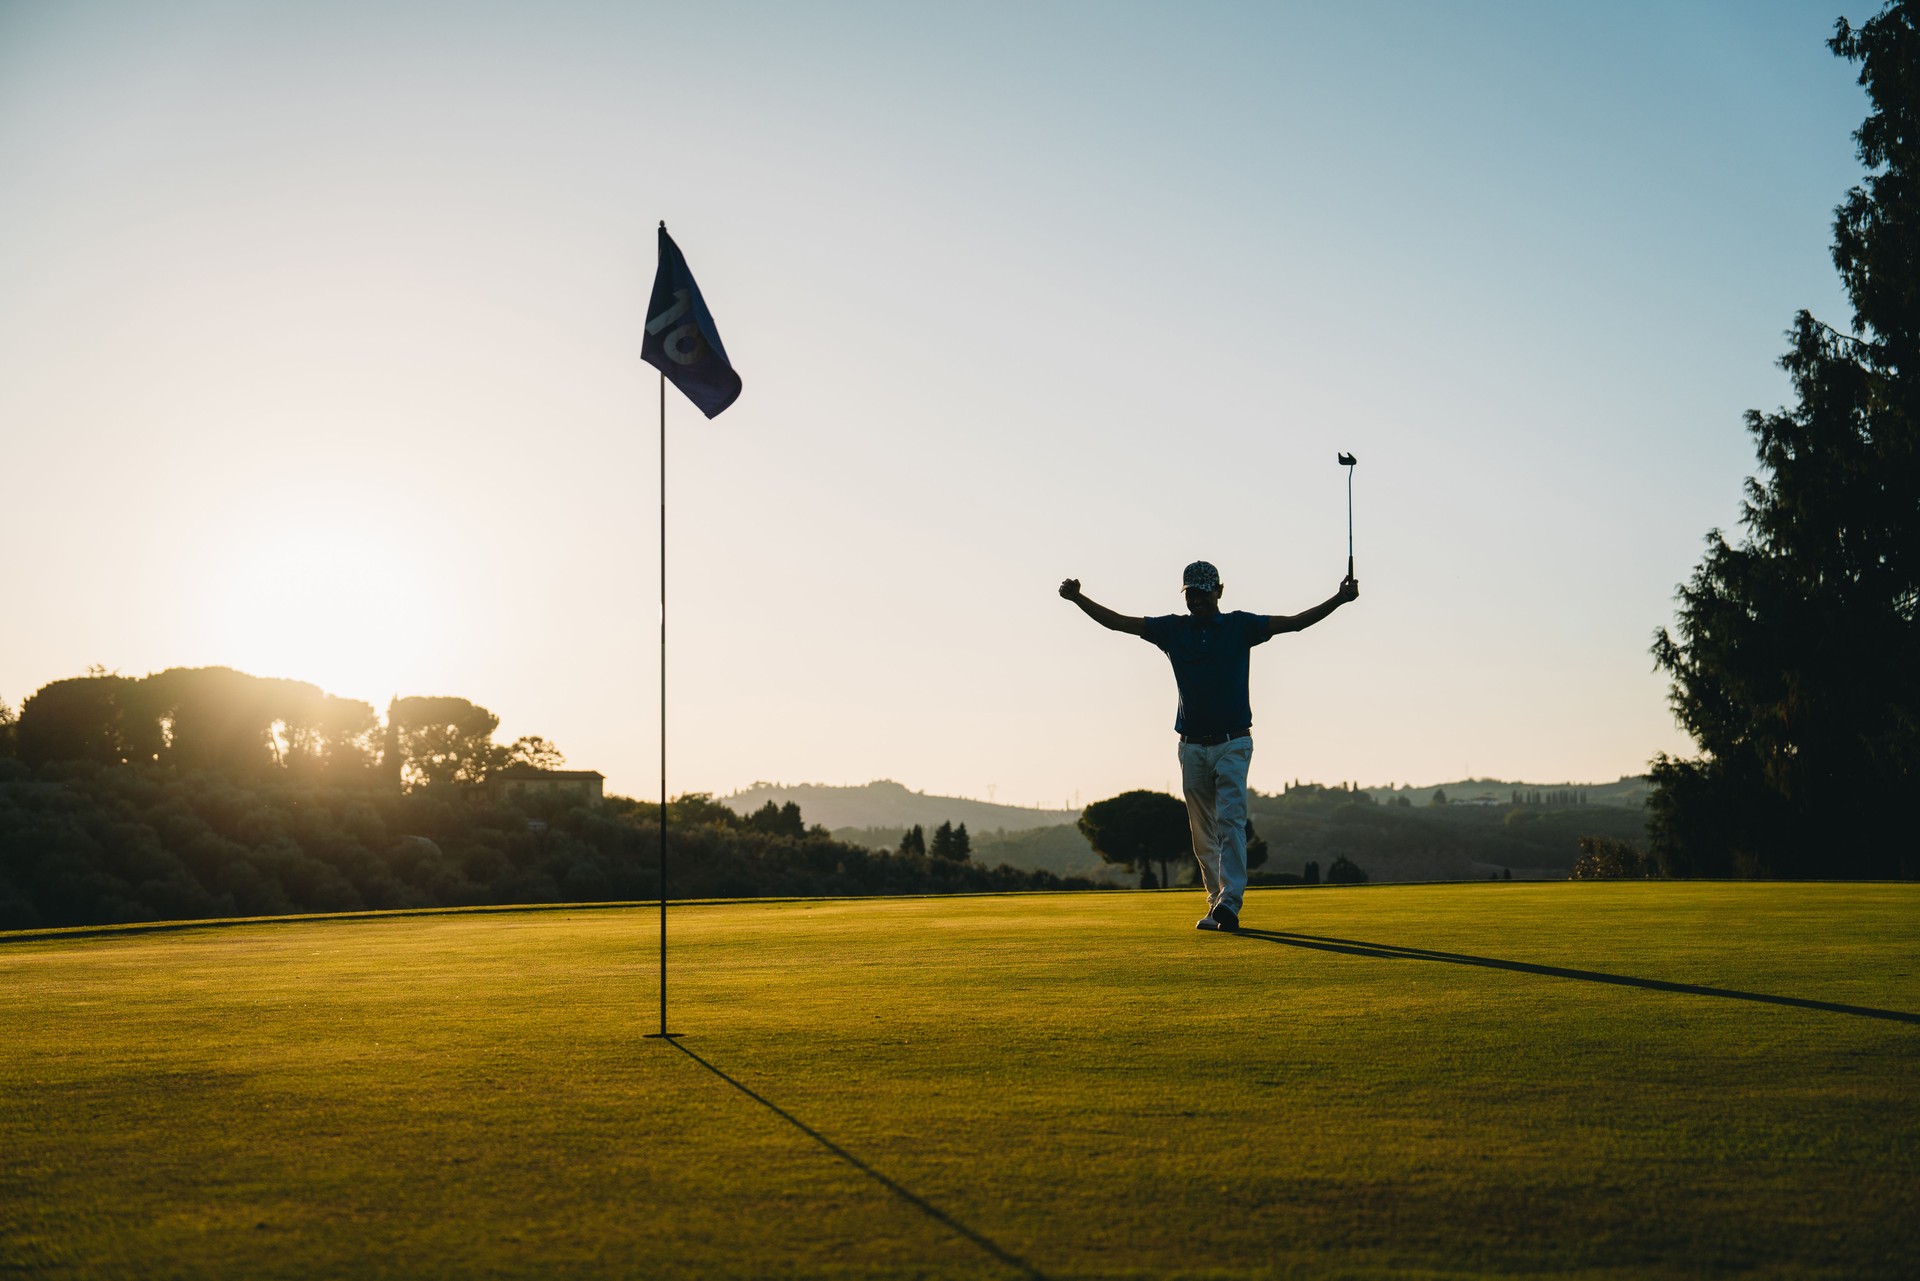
left=643, top=223, right=742, bottom=418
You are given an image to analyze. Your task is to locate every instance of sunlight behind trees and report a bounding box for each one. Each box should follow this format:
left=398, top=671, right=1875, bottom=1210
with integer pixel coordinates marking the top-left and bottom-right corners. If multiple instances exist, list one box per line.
left=201, top=524, right=444, bottom=709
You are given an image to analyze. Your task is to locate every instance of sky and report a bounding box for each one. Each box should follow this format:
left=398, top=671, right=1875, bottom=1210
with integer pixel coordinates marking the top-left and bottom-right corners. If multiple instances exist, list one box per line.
left=0, top=1, right=1874, bottom=808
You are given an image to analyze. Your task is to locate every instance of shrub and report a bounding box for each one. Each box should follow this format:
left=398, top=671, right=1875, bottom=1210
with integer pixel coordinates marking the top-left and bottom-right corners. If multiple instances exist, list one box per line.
left=1571, top=835, right=1654, bottom=880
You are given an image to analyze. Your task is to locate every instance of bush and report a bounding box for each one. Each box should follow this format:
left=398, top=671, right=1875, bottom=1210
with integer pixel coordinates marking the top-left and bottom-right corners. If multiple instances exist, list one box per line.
left=1571, top=835, right=1655, bottom=880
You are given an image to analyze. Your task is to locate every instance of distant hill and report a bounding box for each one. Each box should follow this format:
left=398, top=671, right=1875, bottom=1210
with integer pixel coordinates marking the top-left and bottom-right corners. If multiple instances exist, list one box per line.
left=1355, top=775, right=1650, bottom=809
left=719, top=779, right=1077, bottom=835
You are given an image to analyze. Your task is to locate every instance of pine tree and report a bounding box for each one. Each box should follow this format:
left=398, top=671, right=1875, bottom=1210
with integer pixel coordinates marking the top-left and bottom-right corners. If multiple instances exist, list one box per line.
left=1651, top=6, right=1920, bottom=878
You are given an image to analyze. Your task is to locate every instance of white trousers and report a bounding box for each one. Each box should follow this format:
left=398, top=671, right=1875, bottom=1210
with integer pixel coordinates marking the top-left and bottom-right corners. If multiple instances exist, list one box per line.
left=1178, top=736, right=1252, bottom=915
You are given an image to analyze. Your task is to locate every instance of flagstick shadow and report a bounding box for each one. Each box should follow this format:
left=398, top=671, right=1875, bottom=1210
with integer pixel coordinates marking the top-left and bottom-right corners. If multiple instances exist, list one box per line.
left=1233, top=929, right=1920, bottom=1025
left=664, top=1038, right=1052, bottom=1281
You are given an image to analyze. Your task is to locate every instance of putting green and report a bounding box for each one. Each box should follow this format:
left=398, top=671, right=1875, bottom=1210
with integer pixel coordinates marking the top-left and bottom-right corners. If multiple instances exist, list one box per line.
left=2, top=883, right=1916, bottom=1279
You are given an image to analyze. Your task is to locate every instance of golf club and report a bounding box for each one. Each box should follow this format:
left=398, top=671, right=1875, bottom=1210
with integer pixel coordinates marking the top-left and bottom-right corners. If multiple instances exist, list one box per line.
left=1338, top=452, right=1357, bottom=580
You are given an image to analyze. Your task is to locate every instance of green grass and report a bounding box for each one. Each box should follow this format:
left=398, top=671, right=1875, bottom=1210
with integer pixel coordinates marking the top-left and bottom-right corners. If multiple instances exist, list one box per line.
left=3, top=883, right=1917, bottom=1279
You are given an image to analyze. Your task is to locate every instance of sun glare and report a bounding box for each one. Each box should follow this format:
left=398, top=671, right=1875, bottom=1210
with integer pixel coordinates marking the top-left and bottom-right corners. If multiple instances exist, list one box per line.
left=203, top=527, right=444, bottom=705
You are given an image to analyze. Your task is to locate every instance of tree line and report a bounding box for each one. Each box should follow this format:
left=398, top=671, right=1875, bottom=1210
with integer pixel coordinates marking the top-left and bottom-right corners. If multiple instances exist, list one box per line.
left=0, top=667, right=1104, bottom=930
left=893, top=821, right=973, bottom=861
left=2, top=666, right=562, bottom=791
left=1513, top=790, right=1586, bottom=807
left=0, top=764, right=1105, bottom=932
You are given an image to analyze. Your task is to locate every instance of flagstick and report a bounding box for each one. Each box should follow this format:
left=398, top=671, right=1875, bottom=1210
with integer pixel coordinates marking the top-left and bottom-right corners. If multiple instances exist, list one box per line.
left=647, top=369, right=679, bottom=1039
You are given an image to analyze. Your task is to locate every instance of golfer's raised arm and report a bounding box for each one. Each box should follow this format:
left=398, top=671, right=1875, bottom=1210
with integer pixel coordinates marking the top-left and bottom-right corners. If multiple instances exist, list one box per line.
left=1059, top=579, right=1146, bottom=636
left=1261, top=577, right=1359, bottom=639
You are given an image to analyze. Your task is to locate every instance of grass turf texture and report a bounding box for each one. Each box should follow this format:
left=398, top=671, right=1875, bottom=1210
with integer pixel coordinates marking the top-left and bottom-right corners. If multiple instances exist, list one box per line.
left=2, top=883, right=1916, bottom=1280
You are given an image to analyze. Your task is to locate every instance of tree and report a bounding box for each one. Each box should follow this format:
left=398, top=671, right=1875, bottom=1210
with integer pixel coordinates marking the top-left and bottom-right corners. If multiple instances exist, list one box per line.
left=1651, top=7, right=1920, bottom=879
left=317, top=696, right=381, bottom=776
left=898, top=824, right=926, bottom=857
left=503, top=735, right=566, bottom=772
left=0, top=697, right=15, bottom=759
left=1430, top=789, right=1448, bottom=807
left=670, top=792, right=748, bottom=827
left=928, top=820, right=971, bottom=861
left=17, top=673, right=132, bottom=766
left=381, top=697, right=403, bottom=791
left=390, top=696, right=500, bottom=790
left=1324, top=855, right=1369, bottom=885
left=1246, top=819, right=1269, bottom=871
left=279, top=693, right=379, bottom=780
left=747, top=800, right=806, bottom=839
left=132, top=667, right=288, bottom=775
left=1077, top=790, right=1190, bottom=889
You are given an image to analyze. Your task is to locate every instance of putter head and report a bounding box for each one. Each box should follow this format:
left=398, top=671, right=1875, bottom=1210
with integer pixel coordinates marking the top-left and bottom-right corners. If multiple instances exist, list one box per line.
left=1338, top=452, right=1357, bottom=467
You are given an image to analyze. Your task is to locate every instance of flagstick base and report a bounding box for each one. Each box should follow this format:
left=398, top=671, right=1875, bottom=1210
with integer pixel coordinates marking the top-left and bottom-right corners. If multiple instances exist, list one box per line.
left=644, top=1031, right=684, bottom=1039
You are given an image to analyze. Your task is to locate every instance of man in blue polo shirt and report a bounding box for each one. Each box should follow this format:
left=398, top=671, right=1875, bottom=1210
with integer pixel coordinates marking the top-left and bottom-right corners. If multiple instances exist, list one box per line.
left=1059, top=561, right=1358, bottom=931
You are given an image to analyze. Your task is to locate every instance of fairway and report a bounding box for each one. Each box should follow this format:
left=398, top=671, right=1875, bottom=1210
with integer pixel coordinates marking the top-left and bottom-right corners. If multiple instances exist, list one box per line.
left=3, top=884, right=1917, bottom=1279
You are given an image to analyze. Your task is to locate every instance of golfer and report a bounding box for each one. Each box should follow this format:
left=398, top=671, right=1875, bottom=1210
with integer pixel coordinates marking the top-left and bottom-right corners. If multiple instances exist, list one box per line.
left=1059, top=562, right=1358, bottom=931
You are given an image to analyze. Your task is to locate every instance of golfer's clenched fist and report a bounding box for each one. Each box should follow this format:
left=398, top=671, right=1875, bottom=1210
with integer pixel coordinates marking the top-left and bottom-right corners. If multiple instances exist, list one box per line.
left=1059, top=578, right=1081, bottom=600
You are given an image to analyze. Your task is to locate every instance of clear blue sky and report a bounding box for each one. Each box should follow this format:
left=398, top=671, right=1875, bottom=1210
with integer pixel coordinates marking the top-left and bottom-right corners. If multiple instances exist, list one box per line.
left=0, top=1, right=1872, bottom=805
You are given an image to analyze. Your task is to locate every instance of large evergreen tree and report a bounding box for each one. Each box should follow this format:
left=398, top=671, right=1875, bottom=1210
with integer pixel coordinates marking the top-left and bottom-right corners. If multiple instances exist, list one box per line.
left=1650, top=5, right=1920, bottom=878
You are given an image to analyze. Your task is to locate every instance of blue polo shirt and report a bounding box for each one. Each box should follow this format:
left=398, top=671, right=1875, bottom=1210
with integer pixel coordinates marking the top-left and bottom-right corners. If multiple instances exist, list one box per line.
left=1141, top=610, right=1271, bottom=736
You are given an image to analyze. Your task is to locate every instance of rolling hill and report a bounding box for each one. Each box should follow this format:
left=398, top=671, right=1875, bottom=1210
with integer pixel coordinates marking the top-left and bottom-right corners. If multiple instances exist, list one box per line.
left=719, top=779, right=1077, bottom=834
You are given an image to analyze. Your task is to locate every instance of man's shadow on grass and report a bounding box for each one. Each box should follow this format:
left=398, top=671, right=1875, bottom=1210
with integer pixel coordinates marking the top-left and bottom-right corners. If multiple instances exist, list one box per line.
left=1233, top=929, right=1920, bottom=1025
left=666, top=1039, right=1051, bottom=1281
